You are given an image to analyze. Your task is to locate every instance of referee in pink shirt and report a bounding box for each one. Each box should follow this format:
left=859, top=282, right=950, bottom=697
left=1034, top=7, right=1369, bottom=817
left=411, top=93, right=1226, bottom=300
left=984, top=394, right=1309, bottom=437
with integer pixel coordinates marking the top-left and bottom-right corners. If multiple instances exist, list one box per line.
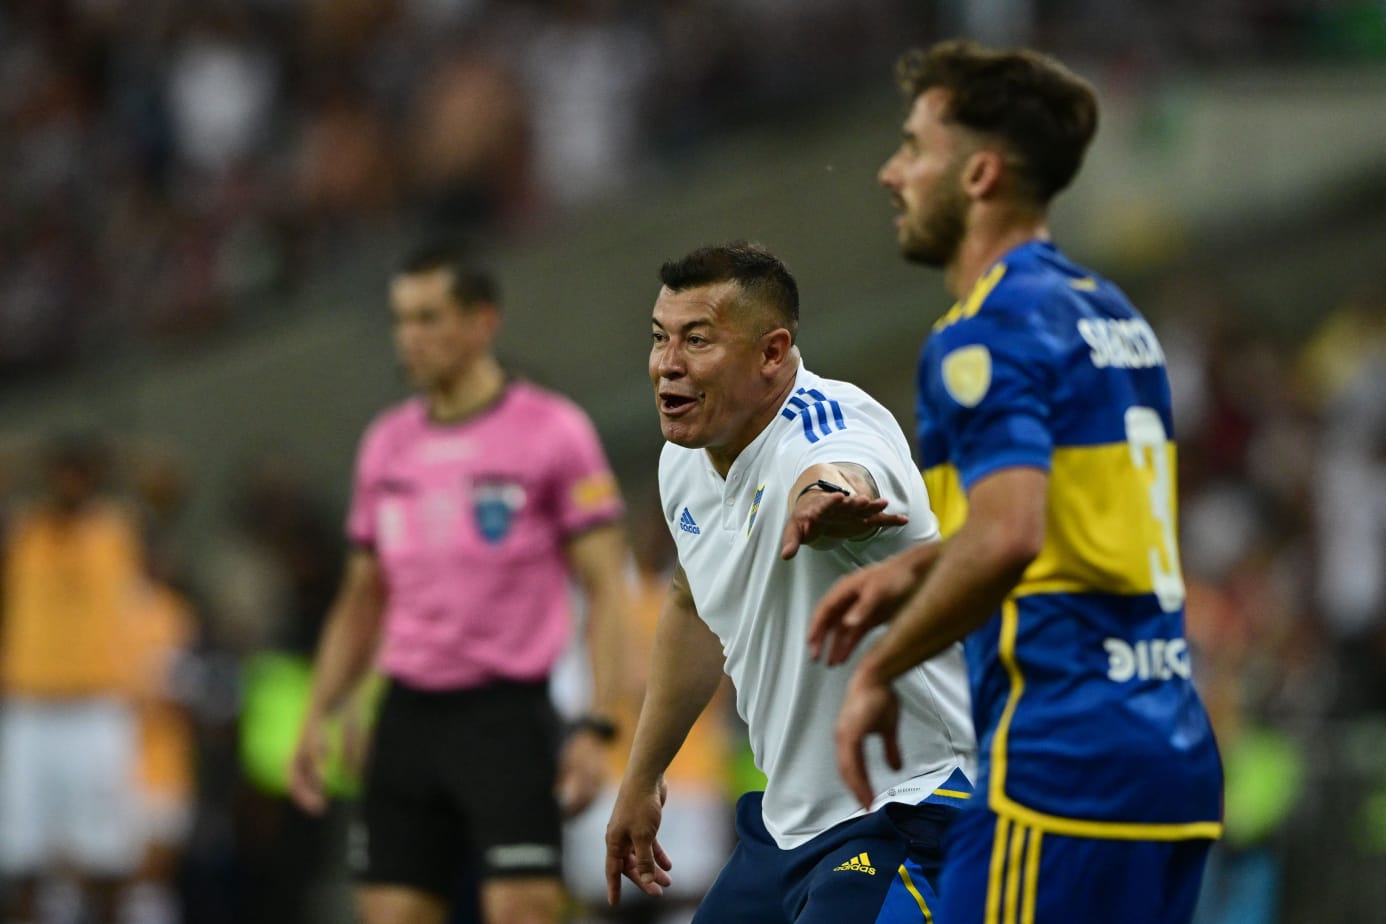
left=290, top=244, right=631, bottom=924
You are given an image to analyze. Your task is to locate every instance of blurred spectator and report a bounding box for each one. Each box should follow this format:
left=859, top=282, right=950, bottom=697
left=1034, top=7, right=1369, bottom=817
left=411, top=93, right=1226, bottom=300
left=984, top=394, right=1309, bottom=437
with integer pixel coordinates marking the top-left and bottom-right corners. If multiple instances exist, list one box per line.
left=165, top=12, right=277, bottom=179
left=125, top=580, right=200, bottom=924
left=200, top=455, right=341, bottom=656
left=1190, top=642, right=1307, bottom=924
left=125, top=440, right=201, bottom=924
left=405, top=52, right=534, bottom=231
left=0, top=224, right=84, bottom=377
left=126, top=440, right=195, bottom=583
left=1297, top=287, right=1386, bottom=408
left=1303, top=292, right=1386, bottom=647
left=200, top=453, right=349, bottom=924
left=515, top=0, right=657, bottom=207
left=295, top=82, right=399, bottom=241
left=0, top=433, right=146, bottom=924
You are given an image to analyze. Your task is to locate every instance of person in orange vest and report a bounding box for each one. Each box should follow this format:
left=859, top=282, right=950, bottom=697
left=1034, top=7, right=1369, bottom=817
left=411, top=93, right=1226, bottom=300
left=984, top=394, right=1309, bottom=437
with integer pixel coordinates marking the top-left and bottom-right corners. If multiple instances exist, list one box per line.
left=0, top=435, right=147, bottom=924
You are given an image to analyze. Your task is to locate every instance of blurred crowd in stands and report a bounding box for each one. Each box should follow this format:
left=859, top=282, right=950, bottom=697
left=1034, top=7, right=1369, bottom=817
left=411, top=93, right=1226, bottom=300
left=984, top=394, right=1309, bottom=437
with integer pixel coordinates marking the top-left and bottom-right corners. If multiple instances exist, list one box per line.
left=2, top=0, right=1384, bottom=377
left=1155, top=280, right=1386, bottom=924
left=0, top=0, right=928, bottom=376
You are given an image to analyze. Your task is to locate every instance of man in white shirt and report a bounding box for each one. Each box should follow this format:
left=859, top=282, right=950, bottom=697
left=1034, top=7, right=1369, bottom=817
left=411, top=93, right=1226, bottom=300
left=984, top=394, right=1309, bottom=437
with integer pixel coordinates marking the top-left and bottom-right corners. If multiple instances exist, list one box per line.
left=604, top=242, right=975, bottom=922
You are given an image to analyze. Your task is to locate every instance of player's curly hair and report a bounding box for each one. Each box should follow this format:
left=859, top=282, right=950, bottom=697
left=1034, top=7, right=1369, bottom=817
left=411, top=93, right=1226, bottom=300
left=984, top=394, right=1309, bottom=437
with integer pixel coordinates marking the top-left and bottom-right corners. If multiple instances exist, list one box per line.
left=896, top=40, right=1098, bottom=205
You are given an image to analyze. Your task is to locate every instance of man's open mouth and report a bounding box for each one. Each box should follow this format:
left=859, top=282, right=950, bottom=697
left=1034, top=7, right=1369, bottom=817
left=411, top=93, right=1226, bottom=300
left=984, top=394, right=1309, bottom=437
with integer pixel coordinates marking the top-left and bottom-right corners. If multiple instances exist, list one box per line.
left=660, top=393, right=697, bottom=413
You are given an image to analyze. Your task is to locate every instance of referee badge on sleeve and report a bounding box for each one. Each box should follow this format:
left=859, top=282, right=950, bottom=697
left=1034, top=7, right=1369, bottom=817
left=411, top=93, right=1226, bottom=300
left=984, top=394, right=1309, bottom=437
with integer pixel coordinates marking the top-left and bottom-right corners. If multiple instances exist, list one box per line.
left=941, top=344, right=992, bottom=408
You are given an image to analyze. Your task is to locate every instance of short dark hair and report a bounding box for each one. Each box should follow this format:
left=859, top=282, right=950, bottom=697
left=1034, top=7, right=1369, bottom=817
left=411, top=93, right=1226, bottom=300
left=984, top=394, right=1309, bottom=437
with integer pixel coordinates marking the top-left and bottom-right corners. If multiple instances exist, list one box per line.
left=658, top=242, right=799, bottom=339
left=398, top=242, right=499, bottom=309
left=896, top=40, right=1098, bottom=204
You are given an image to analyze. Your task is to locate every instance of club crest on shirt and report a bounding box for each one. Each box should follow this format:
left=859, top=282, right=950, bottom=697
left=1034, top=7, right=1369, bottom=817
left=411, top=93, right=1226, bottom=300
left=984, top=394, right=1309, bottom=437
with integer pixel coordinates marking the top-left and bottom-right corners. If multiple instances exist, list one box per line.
left=471, top=478, right=526, bottom=544
left=746, top=484, right=766, bottom=536
left=941, top=344, right=992, bottom=408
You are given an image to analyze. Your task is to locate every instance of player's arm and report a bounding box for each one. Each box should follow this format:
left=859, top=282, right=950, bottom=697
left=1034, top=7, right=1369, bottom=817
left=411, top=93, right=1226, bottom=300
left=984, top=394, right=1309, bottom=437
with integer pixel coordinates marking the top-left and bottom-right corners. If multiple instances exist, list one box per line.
left=780, top=461, right=910, bottom=559
left=857, top=466, right=1045, bottom=676
left=807, top=540, right=944, bottom=665
left=618, top=562, right=723, bottom=794
left=605, top=564, right=723, bottom=905
left=289, top=547, right=387, bottom=814
left=558, top=521, right=631, bottom=815
left=834, top=466, right=1047, bottom=806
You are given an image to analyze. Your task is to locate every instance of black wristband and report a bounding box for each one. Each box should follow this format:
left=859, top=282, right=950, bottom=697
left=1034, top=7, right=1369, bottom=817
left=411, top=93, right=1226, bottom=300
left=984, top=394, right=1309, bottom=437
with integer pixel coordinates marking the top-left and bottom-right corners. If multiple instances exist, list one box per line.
left=570, top=715, right=619, bottom=743
left=796, top=479, right=851, bottom=501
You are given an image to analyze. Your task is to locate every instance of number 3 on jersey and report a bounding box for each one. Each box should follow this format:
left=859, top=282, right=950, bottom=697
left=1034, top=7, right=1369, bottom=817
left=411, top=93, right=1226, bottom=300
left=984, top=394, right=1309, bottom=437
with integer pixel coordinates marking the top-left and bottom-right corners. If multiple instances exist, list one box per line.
left=1124, top=406, right=1185, bottom=612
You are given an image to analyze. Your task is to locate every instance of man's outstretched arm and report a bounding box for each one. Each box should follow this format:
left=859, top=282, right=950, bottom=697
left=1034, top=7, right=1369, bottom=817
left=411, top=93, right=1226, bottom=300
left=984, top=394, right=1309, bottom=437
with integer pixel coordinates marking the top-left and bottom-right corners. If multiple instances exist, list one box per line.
left=780, top=461, right=911, bottom=559
left=605, top=564, right=725, bottom=906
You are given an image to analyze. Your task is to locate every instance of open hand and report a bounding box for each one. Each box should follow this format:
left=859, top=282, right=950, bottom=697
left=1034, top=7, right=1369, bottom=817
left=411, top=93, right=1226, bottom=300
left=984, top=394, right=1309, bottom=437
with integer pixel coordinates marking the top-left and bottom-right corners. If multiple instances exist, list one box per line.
left=605, top=777, right=674, bottom=905
left=780, top=490, right=908, bottom=560
left=836, top=668, right=902, bottom=810
left=807, top=545, right=938, bottom=664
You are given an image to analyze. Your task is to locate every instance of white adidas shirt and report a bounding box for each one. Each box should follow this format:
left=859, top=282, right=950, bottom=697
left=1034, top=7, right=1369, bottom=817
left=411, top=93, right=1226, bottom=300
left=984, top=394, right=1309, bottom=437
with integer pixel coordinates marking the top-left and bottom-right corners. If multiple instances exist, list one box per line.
left=659, top=364, right=975, bottom=849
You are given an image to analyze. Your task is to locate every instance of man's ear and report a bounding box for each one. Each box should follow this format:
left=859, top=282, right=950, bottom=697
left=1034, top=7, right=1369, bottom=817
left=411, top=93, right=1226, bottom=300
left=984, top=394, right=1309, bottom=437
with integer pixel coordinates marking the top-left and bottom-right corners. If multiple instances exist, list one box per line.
left=962, top=147, right=1007, bottom=200
left=762, top=328, right=795, bottom=374
left=472, top=301, right=503, bottom=339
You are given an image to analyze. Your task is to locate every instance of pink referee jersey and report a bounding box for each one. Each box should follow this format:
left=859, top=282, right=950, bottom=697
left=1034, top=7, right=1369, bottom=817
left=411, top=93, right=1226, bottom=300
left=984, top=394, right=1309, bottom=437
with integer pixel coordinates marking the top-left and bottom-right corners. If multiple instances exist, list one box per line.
left=347, top=381, right=623, bottom=690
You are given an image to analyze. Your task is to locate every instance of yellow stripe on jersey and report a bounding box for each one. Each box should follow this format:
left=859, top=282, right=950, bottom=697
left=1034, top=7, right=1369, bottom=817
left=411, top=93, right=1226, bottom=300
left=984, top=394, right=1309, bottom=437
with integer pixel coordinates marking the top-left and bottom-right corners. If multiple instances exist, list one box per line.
left=1021, top=827, right=1042, bottom=924
left=897, top=864, right=935, bottom=923
left=987, top=819, right=1041, bottom=924
left=933, top=262, right=1008, bottom=332
left=922, top=464, right=969, bottom=538
left=985, top=815, right=1010, bottom=924
left=923, top=440, right=1182, bottom=599
left=989, top=600, right=1027, bottom=815
left=989, top=600, right=1224, bottom=840
left=1004, top=822, right=1026, bottom=924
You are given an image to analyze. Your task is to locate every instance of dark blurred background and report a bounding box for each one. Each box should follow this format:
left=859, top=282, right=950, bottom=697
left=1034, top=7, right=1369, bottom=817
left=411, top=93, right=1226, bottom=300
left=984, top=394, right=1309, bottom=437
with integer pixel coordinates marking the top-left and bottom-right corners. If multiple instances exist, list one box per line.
left=1, top=2, right=1384, bottom=922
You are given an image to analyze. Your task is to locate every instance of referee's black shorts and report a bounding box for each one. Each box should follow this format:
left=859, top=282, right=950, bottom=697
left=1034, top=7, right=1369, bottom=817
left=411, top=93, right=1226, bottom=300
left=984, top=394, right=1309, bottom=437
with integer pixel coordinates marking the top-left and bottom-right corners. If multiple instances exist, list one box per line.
left=351, top=678, right=564, bottom=899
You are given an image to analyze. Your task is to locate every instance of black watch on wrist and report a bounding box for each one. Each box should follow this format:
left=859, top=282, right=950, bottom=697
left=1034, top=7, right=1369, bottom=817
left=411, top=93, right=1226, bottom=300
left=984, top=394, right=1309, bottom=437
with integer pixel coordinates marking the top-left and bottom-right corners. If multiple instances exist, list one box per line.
left=570, top=715, right=619, bottom=743
left=796, top=479, right=851, bottom=501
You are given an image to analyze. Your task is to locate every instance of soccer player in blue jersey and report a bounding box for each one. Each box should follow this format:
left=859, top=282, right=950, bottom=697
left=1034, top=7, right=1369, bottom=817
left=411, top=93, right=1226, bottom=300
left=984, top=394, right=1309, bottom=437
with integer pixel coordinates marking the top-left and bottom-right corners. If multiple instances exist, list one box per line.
left=809, top=40, right=1224, bottom=923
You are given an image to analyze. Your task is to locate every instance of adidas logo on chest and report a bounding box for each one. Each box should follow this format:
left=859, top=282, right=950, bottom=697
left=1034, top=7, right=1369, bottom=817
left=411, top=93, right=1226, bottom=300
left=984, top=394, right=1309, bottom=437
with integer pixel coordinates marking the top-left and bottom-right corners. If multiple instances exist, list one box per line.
left=679, top=507, right=701, bottom=535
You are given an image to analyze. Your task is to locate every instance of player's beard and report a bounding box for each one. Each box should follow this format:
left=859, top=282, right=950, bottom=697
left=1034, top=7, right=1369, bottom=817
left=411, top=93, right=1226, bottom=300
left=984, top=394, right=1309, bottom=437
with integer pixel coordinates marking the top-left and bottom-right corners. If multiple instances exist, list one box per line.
left=900, top=166, right=968, bottom=268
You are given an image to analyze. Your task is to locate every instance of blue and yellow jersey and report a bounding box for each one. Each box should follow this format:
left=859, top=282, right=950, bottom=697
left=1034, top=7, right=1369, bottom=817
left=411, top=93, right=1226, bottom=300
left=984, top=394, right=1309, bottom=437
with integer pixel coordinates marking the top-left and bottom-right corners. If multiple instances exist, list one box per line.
left=917, top=240, right=1223, bottom=840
